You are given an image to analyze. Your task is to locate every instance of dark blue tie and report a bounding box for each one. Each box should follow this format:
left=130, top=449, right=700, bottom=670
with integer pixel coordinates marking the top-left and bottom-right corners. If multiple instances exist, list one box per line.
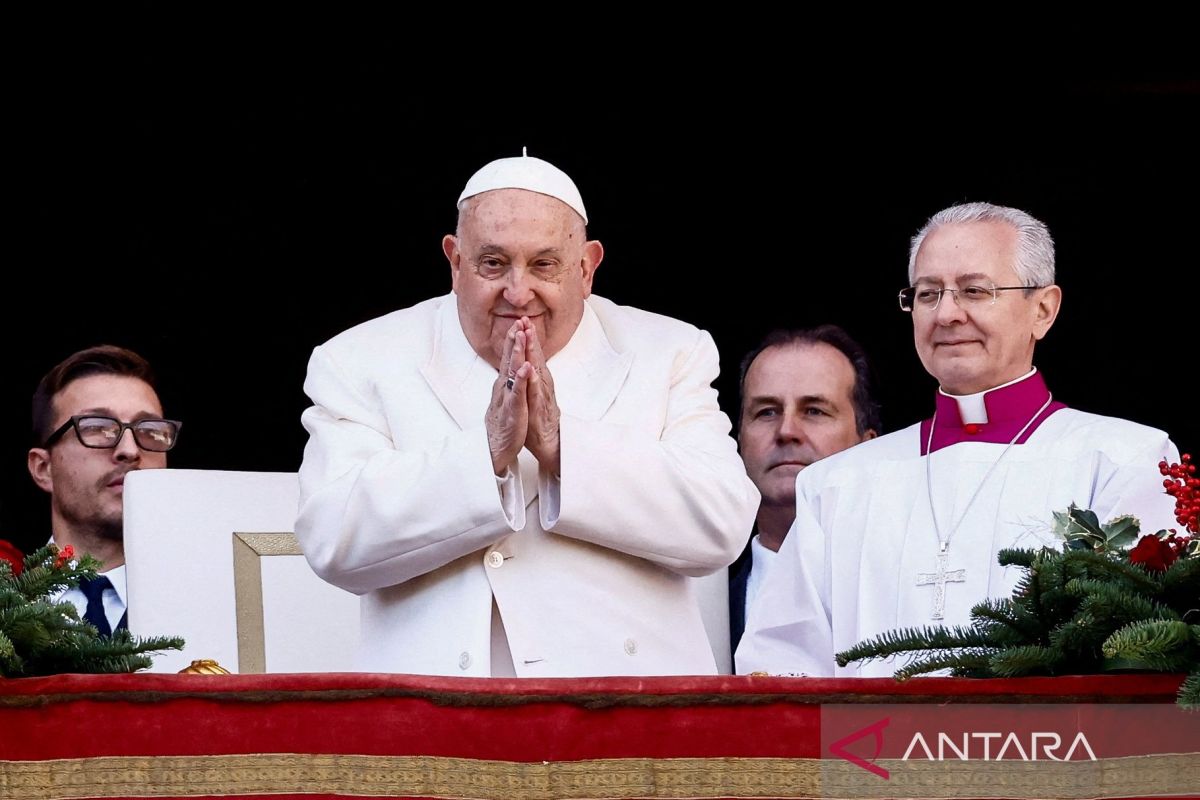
left=80, top=575, right=113, bottom=637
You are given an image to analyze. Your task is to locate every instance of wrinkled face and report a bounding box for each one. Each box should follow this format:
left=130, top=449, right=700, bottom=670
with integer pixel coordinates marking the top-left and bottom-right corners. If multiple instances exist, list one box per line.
left=443, top=189, right=602, bottom=368
left=739, top=343, right=872, bottom=511
left=911, top=221, right=1060, bottom=395
left=29, top=375, right=167, bottom=540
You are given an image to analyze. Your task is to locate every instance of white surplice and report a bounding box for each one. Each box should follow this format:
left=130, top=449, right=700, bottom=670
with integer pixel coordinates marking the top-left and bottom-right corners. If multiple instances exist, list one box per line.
left=736, top=380, right=1180, bottom=677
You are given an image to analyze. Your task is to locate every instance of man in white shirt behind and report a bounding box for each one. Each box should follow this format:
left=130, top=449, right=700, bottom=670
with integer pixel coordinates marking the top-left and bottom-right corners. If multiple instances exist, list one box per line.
left=730, top=325, right=879, bottom=663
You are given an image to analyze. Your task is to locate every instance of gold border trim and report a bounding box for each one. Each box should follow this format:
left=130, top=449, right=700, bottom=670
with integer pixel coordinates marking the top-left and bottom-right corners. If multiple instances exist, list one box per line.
left=231, top=532, right=302, bottom=674
left=2, top=752, right=1197, bottom=800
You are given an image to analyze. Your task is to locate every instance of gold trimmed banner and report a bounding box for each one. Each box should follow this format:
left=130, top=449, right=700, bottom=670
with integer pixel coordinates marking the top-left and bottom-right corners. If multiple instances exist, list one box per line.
left=2, top=752, right=1197, bottom=800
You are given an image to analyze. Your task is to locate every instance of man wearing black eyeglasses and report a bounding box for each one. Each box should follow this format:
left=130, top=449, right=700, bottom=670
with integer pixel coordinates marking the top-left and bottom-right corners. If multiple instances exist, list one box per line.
left=26, top=345, right=181, bottom=636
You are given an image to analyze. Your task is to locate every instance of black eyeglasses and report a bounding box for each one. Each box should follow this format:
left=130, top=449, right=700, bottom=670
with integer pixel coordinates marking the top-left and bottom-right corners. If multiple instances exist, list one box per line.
left=44, top=415, right=182, bottom=452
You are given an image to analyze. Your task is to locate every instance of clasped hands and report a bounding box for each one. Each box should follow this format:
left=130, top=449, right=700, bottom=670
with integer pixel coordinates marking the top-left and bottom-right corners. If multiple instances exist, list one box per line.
left=486, top=317, right=560, bottom=477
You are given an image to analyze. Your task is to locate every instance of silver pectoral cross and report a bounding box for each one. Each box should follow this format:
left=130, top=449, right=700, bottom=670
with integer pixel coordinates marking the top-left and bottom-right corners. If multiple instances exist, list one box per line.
left=916, top=543, right=967, bottom=620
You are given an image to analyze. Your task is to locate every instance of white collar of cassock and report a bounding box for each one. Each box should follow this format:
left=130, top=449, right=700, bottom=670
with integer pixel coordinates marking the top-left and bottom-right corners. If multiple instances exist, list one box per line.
left=938, top=367, right=1039, bottom=425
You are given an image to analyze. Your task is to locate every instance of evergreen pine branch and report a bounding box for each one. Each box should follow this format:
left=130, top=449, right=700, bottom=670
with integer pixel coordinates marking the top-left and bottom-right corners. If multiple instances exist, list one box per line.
left=35, top=649, right=154, bottom=677
left=894, top=650, right=997, bottom=681
left=1048, top=586, right=1188, bottom=670
left=1009, top=562, right=1066, bottom=635
left=842, top=479, right=1199, bottom=710
left=1179, top=671, right=1200, bottom=710
left=90, top=655, right=157, bottom=673
left=1059, top=584, right=1176, bottom=663
left=1, top=597, right=83, bottom=624
left=1047, top=614, right=1111, bottom=669
left=837, top=625, right=998, bottom=668
left=1059, top=549, right=1161, bottom=592
left=9, top=547, right=101, bottom=600
left=1069, top=579, right=1178, bottom=622
left=1, top=544, right=185, bottom=677
left=969, top=597, right=1045, bottom=645
left=996, top=548, right=1042, bottom=568
left=0, top=584, right=25, bottom=609
left=1031, top=550, right=1086, bottom=622
left=9, top=631, right=186, bottom=678
left=0, top=598, right=88, bottom=648
left=111, top=630, right=187, bottom=654
left=1160, top=557, right=1200, bottom=614
left=0, top=628, right=17, bottom=672
left=1102, top=620, right=1199, bottom=672
left=988, top=645, right=1067, bottom=677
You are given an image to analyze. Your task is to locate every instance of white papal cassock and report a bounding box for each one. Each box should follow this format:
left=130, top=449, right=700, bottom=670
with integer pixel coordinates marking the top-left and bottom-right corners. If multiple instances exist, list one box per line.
left=736, top=370, right=1181, bottom=677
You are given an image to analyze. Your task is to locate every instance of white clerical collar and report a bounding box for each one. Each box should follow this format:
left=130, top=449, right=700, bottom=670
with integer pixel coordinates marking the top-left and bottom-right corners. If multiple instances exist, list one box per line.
left=939, top=368, right=1039, bottom=425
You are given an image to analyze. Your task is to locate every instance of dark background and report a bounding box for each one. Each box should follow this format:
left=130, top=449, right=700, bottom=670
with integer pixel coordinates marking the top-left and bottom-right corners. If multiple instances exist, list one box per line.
left=4, top=56, right=1197, bottom=554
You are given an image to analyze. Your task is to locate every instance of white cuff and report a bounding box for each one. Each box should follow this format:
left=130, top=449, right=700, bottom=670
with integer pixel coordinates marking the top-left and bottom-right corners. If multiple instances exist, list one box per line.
left=538, top=468, right=561, bottom=530
left=495, top=466, right=526, bottom=531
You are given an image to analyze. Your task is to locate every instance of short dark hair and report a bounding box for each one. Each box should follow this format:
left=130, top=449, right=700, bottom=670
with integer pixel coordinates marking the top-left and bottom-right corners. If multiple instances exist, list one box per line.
left=32, top=345, right=159, bottom=445
left=738, top=325, right=882, bottom=437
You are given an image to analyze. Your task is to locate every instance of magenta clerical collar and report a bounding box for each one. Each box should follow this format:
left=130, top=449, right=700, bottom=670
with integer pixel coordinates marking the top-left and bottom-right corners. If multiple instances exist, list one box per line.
left=920, top=370, right=1066, bottom=455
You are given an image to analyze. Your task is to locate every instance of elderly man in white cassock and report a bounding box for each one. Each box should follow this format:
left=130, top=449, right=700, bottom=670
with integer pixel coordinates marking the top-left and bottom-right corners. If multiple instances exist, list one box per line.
left=736, top=202, right=1181, bottom=677
left=296, top=152, right=759, bottom=677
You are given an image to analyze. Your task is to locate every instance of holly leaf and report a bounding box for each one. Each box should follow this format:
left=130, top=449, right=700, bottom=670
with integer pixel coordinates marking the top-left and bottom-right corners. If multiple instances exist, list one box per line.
left=1101, top=515, right=1141, bottom=550
left=1052, top=508, right=1075, bottom=538
left=1070, top=507, right=1104, bottom=537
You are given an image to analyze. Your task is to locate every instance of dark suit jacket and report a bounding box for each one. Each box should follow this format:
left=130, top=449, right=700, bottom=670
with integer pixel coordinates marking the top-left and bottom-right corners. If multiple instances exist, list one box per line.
left=727, top=536, right=755, bottom=661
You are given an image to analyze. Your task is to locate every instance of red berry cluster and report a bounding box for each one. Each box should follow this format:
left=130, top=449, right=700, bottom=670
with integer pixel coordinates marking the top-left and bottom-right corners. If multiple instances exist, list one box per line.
left=53, top=544, right=76, bottom=569
left=1160, top=453, right=1198, bottom=536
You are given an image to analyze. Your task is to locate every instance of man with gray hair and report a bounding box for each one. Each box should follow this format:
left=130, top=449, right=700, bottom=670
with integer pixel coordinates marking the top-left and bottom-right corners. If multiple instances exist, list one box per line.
left=737, top=202, right=1180, bottom=677
left=296, top=152, right=758, bottom=677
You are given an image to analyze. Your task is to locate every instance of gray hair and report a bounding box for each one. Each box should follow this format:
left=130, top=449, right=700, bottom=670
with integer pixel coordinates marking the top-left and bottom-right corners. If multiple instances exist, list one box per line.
left=907, top=202, right=1055, bottom=287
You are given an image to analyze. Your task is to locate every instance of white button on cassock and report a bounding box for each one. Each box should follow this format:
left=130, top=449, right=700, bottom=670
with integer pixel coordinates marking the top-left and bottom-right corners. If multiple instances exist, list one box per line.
left=624, top=638, right=638, bottom=655
left=486, top=551, right=504, bottom=568
left=459, top=651, right=472, bottom=670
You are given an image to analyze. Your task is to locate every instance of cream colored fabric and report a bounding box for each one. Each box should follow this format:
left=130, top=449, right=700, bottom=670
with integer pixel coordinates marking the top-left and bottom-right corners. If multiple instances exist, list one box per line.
left=297, top=293, right=758, bottom=677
